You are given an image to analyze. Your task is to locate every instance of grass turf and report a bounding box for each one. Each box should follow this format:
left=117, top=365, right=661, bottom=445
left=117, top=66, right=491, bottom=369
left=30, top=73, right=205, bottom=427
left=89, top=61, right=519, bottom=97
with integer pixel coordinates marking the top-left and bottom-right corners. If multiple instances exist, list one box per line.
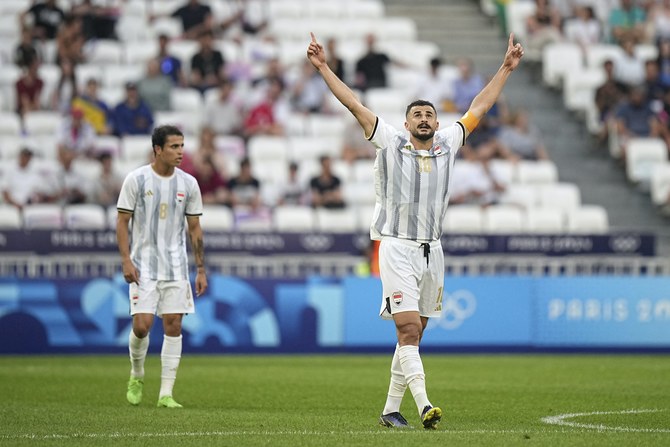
left=0, top=354, right=669, bottom=446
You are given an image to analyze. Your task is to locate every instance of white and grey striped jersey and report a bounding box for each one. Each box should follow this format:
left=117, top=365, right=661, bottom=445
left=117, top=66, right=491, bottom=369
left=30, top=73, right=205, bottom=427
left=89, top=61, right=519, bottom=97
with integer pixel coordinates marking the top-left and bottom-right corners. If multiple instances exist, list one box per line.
left=368, top=116, right=466, bottom=242
left=117, top=165, right=203, bottom=280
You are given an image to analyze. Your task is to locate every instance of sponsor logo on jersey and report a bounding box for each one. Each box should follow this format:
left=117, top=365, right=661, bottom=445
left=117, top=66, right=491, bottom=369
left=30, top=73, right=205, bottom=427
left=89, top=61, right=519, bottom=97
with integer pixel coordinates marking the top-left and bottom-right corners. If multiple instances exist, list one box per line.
left=392, top=291, right=403, bottom=305
left=145, top=190, right=153, bottom=197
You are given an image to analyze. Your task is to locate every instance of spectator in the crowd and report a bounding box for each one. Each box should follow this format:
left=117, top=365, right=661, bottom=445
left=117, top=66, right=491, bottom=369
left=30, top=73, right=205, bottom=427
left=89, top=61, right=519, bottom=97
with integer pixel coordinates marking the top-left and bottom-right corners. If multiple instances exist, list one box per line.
left=171, top=0, right=213, bottom=40
left=191, top=127, right=228, bottom=177
left=650, top=0, right=670, bottom=42
left=614, top=38, right=646, bottom=88
left=326, top=38, right=345, bottom=81
left=72, top=78, right=113, bottom=135
left=609, top=0, right=647, bottom=45
left=243, top=76, right=289, bottom=137
left=1, top=148, right=58, bottom=210
left=15, top=56, right=43, bottom=118
left=643, top=60, right=665, bottom=104
left=565, top=5, right=601, bottom=56
left=278, top=162, right=308, bottom=206
left=452, top=57, right=485, bottom=114
left=192, top=155, right=229, bottom=205
left=595, top=59, right=628, bottom=125
left=56, top=147, right=88, bottom=204
left=310, top=155, right=345, bottom=209
left=413, top=57, right=455, bottom=113
left=14, top=27, right=41, bottom=68
left=657, top=38, right=670, bottom=89
left=90, top=152, right=123, bottom=206
left=525, top=0, right=563, bottom=61
left=157, top=34, right=187, bottom=86
left=56, top=14, right=85, bottom=65
left=460, top=114, right=518, bottom=162
left=615, top=85, right=662, bottom=158
left=291, top=60, right=329, bottom=114
left=51, top=58, right=77, bottom=114
left=228, top=157, right=261, bottom=210
left=190, top=30, right=225, bottom=93
left=113, top=82, right=154, bottom=136
left=22, top=0, right=66, bottom=40
left=137, top=59, right=173, bottom=112
left=448, top=160, right=505, bottom=206
left=249, top=57, right=287, bottom=105
left=497, top=108, right=551, bottom=160
left=57, top=107, right=97, bottom=158
left=70, top=0, right=119, bottom=41
left=204, top=78, right=243, bottom=136
left=354, top=33, right=391, bottom=91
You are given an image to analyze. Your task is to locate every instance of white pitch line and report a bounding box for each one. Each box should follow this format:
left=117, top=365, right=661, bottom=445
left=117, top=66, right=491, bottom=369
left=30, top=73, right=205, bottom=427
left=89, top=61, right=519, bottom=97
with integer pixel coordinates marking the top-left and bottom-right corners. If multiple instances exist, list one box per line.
left=541, top=408, right=670, bottom=433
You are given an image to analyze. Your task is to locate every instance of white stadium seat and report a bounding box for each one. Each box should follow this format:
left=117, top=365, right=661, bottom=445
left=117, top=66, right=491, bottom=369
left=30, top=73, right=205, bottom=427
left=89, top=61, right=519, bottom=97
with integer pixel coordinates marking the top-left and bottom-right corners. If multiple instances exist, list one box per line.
left=0, top=205, right=22, bottom=229
left=443, top=205, right=484, bottom=234
left=0, top=112, right=22, bottom=136
left=542, top=43, right=582, bottom=88
left=483, top=205, right=524, bottom=234
left=525, top=207, right=565, bottom=233
left=64, top=204, right=107, bottom=230
left=499, top=183, right=539, bottom=209
left=248, top=136, right=290, bottom=164
left=626, top=138, right=668, bottom=184
left=22, top=204, right=64, bottom=229
left=85, top=39, right=123, bottom=65
left=563, top=68, right=605, bottom=113
left=273, top=205, right=315, bottom=232
left=566, top=205, right=609, bottom=234
left=516, top=160, right=559, bottom=184
left=23, top=111, right=62, bottom=136
left=651, top=163, right=670, bottom=206
left=200, top=205, right=234, bottom=231
left=342, top=182, right=376, bottom=206
left=315, top=208, right=358, bottom=233
left=121, top=135, right=152, bottom=163
left=538, top=183, right=581, bottom=211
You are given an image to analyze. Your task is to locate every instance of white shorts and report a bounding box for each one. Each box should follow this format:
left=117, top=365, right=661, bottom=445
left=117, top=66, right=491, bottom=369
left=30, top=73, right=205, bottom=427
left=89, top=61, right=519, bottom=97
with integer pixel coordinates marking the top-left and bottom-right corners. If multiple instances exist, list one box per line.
left=129, top=279, right=195, bottom=317
left=378, top=237, right=444, bottom=320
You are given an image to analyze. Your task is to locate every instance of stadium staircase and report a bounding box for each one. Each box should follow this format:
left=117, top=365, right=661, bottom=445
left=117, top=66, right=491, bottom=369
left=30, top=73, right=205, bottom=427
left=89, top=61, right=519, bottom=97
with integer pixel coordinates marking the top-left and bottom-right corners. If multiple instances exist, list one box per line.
left=384, top=0, right=670, bottom=257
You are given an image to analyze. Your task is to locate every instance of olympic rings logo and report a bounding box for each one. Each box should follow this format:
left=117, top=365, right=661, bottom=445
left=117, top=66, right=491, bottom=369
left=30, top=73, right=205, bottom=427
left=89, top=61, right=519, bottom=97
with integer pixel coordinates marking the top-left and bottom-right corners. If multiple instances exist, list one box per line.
left=428, top=289, right=477, bottom=330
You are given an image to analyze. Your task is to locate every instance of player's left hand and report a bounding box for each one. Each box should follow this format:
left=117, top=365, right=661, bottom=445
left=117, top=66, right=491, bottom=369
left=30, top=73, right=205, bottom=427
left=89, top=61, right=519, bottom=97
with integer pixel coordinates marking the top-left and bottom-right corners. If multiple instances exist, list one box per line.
left=503, top=33, right=524, bottom=71
left=195, top=271, right=208, bottom=297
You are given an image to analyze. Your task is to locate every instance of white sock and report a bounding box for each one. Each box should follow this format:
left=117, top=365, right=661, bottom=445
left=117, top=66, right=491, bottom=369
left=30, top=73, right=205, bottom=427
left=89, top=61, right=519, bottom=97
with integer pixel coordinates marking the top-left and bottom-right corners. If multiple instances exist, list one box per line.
left=128, top=330, right=149, bottom=379
left=382, top=344, right=407, bottom=415
left=398, top=344, right=431, bottom=416
left=159, top=335, right=182, bottom=398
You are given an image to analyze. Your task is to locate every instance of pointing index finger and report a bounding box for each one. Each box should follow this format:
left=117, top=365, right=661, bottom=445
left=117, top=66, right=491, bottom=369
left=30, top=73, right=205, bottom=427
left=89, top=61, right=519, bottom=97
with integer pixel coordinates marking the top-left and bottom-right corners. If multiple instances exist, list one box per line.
left=310, top=32, right=317, bottom=43
left=508, top=33, right=514, bottom=49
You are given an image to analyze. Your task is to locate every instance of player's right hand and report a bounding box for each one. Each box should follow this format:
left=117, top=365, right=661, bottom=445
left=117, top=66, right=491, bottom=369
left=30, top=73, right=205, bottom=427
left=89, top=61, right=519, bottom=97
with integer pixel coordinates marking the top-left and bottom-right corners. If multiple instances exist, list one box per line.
left=122, top=260, right=139, bottom=284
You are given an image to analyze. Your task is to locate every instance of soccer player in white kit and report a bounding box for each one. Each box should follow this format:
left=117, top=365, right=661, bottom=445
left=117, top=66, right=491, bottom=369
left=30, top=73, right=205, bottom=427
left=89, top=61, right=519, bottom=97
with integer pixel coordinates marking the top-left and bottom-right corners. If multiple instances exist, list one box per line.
left=116, top=125, right=208, bottom=408
left=307, top=33, right=524, bottom=429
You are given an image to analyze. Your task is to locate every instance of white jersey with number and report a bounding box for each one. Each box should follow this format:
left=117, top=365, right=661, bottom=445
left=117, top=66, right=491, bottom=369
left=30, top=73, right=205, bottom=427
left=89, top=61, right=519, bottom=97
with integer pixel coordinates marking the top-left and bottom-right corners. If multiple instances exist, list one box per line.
left=368, top=116, right=466, bottom=242
left=117, top=165, right=203, bottom=281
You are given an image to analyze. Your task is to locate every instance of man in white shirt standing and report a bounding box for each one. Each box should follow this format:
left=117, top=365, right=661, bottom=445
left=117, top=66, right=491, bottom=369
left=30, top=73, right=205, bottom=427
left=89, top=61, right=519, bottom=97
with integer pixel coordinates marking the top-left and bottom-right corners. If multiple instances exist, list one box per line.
left=307, top=33, right=523, bottom=429
left=116, top=124, right=208, bottom=408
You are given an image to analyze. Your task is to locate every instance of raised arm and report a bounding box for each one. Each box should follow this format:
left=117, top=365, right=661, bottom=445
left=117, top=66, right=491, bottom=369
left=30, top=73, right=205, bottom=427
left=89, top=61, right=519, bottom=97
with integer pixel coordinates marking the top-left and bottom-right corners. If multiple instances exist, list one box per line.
left=467, top=34, right=524, bottom=124
left=307, top=33, right=377, bottom=137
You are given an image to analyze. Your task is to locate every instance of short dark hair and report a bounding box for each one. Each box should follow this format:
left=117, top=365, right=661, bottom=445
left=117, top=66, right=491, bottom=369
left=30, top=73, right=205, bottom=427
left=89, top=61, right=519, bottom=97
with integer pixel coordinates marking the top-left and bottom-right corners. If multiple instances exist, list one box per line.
left=405, top=99, right=437, bottom=117
left=151, top=125, right=183, bottom=153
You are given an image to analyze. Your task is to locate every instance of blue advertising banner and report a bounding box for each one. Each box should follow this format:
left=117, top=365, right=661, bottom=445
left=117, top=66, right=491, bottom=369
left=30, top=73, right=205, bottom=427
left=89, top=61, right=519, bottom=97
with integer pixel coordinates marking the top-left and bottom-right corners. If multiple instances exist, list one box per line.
left=535, top=278, right=670, bottom=347
left=0, top=230, right=656, bottom=256
left=0, top=275, right=669, bottom=353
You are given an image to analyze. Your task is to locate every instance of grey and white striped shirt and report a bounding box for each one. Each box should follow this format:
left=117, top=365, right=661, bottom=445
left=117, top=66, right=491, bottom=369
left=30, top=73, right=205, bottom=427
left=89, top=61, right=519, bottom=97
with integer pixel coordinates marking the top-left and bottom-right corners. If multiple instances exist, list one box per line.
left=368, top=116, right=466, bottom=242
left=117, top=165, right=203, bottom=280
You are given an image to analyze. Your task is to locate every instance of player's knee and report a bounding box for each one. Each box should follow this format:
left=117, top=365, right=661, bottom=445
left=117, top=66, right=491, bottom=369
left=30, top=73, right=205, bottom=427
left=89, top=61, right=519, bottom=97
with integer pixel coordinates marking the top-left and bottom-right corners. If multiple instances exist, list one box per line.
left=397, top=323, right=422, bottom=345
left=163, top=316, right=182, bottom=336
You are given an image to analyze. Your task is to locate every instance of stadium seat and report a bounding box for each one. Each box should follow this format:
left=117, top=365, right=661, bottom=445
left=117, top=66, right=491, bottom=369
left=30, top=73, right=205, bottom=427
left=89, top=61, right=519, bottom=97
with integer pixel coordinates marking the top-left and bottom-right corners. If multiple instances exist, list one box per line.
left=121, top=135, right=152, bottom=163
left=86, top=40, right=124, bottom=65
left=200, top=205, right=234, bottom=231
left=356, top=204, right=376, bottom=232
left=71, top=157, right=103, bottom=182
left=538, top=183, right=582, bottom=211
left=563, top=68, right=605, bottom=113
left=365, top=88, right=411, bottom=114
left=167, top=39, right=199, bottom=68
left=22, top=204, right=64, bottom=229
left=64, top=204, right=107, bottom=230
left=0, top=205, right=22, bottom=229
left=443, top=205, right=484, bottom=234
left=0, top=112, right=22, bottom=136
left=273, top=205, right=315, bottom=232
left=346, top=0, right=385, bottom=19
left=0, top=15, right=20, bottom=39
left=542, top=43, right=582, bottom=88
left=155, top=111, right=203, bottom=136
left=499, top=183, right=539, bottom=209
left=308, top=115, right=346, bottom=137
left=287, top=136, right=343, bottom=160
left=488, top=159, right=516, bottom=186
left=483, top=205, right=524, bottom=234
left=352, top=159, right=375, bottom=182
left=248, top=136, right=289, bottom=165
left=651, top=163, right=670, bottom=206
left=102, top=64, right=144, bottom=89
left=0, top=0, right=30, bottom=15
left=516, top=160, right=559, bottom=184
left=343, top=181, right=376, bottom=206
left=505, top=1, right=535, bottom=45
left=94, top=135, right=121, bottom=156
left=117, top=17, right=155, bottom=43
left=525, top=207, right=565, bottom=233
left=0, top=65, right=20, bottom=88
left=23, top=111, right=62, bottom=136
left=124, top=39, right=159, bottom=65
left=75, top=64, right=104, bottom=90
left=626, top=138, right=668, bottom=184
left=150, top=17, right=183, bottom=39
left=252, top=159, right=289, bottom=185
left=170, top=88, right=203, bottom=113
left=566, top=205, right=609, bottom=234
left=98, top=87, right=125, bottom=108
left=315, top=208, right=358, bottom=233
left=586, top=44, right=624, bottom=70
left=375, top=17, right=419, bottom=42
left=106, top=206, right=117, bottom=229
left=268, top=0, right=302, bottom=19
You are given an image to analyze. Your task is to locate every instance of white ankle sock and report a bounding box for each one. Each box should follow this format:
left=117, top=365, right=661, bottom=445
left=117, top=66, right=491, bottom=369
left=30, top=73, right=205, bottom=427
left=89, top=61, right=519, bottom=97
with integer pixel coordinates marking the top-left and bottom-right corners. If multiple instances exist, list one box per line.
left=382, top=344, right=407, bottom=415
left=159, top=335, right=182, bottom=398
left=398, top=344, right=431, bottom=416
left=128, top=330, right=149, bottom=379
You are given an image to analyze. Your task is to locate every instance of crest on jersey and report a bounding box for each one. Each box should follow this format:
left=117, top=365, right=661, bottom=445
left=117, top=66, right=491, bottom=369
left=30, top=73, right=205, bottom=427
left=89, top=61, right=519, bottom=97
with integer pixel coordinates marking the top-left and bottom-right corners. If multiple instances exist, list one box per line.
left=433, top=145, right=442, bottom=155
left=176, top=192, right=185, bottom=203
left=392, top=291, right=403, bottom=305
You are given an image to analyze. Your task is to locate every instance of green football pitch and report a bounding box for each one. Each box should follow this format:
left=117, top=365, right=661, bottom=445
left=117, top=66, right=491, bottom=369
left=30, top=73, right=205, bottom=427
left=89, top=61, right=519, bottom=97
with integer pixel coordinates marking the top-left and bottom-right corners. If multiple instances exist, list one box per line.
left=1, top=354, right=669, bottom=446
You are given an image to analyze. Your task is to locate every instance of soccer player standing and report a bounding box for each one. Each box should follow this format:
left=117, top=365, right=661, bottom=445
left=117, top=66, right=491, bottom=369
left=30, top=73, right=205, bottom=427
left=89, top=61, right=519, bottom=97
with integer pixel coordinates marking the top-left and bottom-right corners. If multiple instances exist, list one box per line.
left=116, top=124, right=208, bottom=408
left=307, top=33, right=523, bottom=429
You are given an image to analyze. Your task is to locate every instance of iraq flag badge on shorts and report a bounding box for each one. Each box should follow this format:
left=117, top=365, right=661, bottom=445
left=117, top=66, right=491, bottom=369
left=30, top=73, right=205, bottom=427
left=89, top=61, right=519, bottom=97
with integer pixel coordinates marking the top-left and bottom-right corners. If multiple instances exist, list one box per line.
left=392, top=291, right=403, bottom=305
left=176, top=192, right=185, bottom=203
